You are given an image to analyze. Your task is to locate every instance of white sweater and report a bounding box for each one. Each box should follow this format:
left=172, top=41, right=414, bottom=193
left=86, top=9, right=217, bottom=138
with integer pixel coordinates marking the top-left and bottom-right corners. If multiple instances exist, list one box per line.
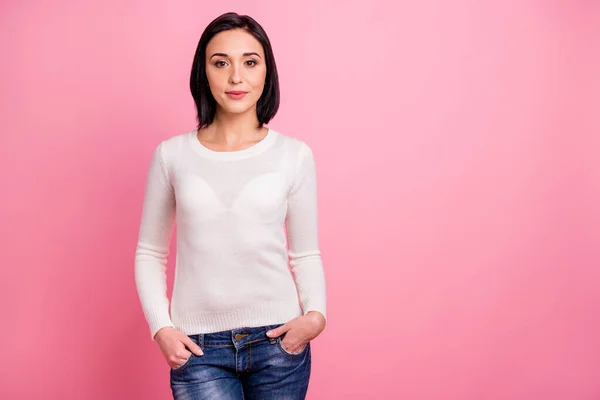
left=134, top=127, right=327, bottom=340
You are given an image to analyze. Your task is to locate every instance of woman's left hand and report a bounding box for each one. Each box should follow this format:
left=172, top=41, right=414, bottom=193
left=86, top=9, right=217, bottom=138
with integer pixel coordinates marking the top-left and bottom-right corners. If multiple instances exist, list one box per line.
left=266, top=311, right=326, bottom=353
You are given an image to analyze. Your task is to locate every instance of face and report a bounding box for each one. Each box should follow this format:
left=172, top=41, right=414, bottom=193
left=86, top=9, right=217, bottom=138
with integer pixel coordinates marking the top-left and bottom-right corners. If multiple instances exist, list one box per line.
left=205, top=29, right=267, bottom=116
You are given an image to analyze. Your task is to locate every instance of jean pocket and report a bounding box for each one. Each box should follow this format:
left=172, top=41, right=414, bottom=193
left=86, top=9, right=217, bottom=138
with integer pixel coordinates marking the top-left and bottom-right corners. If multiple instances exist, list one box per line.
left=276, top=336, right=309, bottom=357
left=170, top=352, right=194, bottom=373
left=170, top=334, right=202, bottom=374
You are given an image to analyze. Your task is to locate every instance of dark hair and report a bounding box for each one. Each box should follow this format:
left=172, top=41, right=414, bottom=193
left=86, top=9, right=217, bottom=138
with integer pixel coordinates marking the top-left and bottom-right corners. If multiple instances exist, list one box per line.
left=189, top=12, right=280, bottom=130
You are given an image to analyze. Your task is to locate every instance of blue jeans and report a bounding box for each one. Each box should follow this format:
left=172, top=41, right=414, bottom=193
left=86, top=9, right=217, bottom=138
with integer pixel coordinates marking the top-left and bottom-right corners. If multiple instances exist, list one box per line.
left=169, top=323, right=311, bottom=399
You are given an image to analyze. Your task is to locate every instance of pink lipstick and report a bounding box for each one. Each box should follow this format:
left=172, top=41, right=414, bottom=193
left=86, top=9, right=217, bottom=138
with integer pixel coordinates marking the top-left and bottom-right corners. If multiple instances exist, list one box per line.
left=226, top=91, right=248, bottom=100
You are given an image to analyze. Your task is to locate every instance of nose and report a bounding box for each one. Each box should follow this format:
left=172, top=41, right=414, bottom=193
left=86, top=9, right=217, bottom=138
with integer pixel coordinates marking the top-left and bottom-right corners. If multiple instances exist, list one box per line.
left=229, top=64, right=242, bottom=84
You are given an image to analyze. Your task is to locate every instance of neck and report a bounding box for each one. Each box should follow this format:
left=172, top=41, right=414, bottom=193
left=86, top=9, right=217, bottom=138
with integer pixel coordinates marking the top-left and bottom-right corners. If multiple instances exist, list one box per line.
left=205, top=107, right=264, bottom=145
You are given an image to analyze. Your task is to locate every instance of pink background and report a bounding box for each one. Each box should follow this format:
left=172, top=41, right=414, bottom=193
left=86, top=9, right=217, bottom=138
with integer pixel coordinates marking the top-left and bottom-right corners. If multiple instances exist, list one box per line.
left=1, top=1, right=599, bottom=399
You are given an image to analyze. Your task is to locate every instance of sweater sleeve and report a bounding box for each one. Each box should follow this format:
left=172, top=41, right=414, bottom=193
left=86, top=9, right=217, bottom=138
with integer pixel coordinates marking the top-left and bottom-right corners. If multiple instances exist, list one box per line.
left=134, top=142, right=177, bottom=340
left=285, top=143, right=327, bottom=321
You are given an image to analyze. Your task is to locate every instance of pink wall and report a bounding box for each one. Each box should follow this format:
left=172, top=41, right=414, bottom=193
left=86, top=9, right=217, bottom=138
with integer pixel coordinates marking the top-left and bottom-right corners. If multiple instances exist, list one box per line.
left=1, top=1, right=598, bottom=399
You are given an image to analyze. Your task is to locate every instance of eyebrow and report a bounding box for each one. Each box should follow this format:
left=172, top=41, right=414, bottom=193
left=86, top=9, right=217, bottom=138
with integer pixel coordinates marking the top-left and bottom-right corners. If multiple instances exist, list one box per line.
left=210, top=52, right=262, bottom=59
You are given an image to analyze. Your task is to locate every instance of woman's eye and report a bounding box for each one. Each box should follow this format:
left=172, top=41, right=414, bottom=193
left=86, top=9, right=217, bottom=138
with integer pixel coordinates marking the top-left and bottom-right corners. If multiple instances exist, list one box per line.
left=214, top=60, right=256, bottom=67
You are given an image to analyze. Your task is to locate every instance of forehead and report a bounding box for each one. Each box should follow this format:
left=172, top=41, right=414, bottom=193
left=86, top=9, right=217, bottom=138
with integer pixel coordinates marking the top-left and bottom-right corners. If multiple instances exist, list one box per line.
left=206, top=29, right=264, bottom=56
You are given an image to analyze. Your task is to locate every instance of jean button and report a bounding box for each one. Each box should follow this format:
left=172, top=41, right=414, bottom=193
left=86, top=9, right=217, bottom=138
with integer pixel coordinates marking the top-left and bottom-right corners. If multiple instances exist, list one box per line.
left=234, top=333, right=248, bottom=341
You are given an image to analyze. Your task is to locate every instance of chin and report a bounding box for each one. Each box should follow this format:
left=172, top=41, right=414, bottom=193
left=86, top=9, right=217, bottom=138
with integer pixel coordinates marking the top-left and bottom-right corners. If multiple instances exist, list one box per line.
left=219, top=101, right=256, bottom=114
left=221, top=106, right=252, bottom=115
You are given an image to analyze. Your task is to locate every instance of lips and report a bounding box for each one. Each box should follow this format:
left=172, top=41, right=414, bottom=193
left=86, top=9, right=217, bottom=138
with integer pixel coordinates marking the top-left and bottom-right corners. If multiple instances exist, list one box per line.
left=226, top=91, right=248, bottom=99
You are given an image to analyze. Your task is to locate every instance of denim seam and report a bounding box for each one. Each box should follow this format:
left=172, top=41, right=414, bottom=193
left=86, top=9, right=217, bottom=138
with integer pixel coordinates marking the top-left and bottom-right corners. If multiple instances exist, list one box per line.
left=248, top=343, right=253, bottom=371
left=276, top=337, right=309, bottom=358
left=171, top=353, right=193, bottom=374
left=244, top=338, right=268, bottom=346
left=204, top=337, right=268, bottom=347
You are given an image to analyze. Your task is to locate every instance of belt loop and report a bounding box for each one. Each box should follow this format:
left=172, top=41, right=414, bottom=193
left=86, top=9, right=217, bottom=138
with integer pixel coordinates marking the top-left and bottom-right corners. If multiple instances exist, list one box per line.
left=198, top=333, right=204, bottom=349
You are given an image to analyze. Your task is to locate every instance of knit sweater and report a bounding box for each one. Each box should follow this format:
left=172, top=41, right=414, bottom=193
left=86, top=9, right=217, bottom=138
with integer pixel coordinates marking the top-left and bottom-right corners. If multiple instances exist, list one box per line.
left=134, top=127, right=327, bottom=340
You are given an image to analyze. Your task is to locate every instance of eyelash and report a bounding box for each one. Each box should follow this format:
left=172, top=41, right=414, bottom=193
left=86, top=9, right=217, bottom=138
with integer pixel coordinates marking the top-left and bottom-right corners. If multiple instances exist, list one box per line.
left=214, top=60, right=257, bottom=67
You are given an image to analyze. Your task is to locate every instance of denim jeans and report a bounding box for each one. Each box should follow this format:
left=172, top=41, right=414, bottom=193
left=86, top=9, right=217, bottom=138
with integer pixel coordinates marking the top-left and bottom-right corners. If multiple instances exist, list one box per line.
left=169, top=323, right=311, bottom=400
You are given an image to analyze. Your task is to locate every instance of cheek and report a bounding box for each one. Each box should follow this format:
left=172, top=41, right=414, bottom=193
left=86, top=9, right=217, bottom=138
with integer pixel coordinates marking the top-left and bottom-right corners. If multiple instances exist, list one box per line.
left=207, top=75, right=221, bottom=90
left=205, top=68, right=224, bottom=87
left=250, top=73, right=267, bottom=95
left=252, top=85, right=265, bottom=100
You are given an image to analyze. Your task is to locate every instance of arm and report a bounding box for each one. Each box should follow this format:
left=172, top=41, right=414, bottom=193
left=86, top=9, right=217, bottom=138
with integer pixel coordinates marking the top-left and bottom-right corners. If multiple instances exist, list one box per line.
left=285, top=143, right=327, bottom=322
left=134, top=141, right=176, bottom=341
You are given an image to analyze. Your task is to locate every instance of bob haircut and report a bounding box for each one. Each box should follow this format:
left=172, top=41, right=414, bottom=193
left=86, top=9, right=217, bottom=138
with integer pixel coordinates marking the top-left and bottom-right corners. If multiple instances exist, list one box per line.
left=189, top=12, right=280, bottom=130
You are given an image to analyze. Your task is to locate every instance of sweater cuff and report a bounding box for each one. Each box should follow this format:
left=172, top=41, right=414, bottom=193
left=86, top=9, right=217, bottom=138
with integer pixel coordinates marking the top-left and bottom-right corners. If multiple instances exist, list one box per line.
left=147, top=309, right=175, bottom=341
left=302, top=303, right=327, bottom=323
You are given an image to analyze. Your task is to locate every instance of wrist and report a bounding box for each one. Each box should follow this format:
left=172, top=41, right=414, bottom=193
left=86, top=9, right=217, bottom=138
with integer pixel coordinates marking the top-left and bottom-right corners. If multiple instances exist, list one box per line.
left=305, top=311, right=326, bottom=329
left=154, top=325, right=175, bottom=340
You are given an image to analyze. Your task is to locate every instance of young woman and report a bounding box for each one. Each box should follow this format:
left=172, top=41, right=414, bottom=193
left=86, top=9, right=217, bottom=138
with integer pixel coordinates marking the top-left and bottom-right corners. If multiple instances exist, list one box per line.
left=134, top=12, right=327, bottom=400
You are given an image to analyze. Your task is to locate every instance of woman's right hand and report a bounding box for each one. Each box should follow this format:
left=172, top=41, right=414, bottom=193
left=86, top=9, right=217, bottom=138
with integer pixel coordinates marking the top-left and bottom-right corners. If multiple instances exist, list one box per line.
left=154, top=326, right=204, bottom=369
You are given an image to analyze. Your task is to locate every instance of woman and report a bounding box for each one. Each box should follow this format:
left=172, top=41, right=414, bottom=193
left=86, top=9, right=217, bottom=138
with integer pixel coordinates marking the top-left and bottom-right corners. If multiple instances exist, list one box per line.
left=134, top=12, right=327, bottom=400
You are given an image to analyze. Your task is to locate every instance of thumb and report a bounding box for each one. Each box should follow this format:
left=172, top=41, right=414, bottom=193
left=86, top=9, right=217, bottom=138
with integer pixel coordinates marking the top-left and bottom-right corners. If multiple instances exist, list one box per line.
left=266, top=324, right=289, bottom=338
left=183, top=336, right=204, bottom=356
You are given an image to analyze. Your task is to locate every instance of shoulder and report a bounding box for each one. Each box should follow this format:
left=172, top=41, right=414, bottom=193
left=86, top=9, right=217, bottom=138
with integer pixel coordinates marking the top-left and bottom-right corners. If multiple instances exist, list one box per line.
left=144, top=130, right=194, bottom=180
left=270, top=128, right=315, bottom=160
left=149, top=129, right=194, bottom=166
left=157, top=129, right=193, bottom=155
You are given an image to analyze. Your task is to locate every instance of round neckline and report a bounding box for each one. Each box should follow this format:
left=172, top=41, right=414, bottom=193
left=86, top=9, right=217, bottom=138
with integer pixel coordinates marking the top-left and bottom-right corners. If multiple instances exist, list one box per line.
left=189, top=127, right=277, bottom=161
